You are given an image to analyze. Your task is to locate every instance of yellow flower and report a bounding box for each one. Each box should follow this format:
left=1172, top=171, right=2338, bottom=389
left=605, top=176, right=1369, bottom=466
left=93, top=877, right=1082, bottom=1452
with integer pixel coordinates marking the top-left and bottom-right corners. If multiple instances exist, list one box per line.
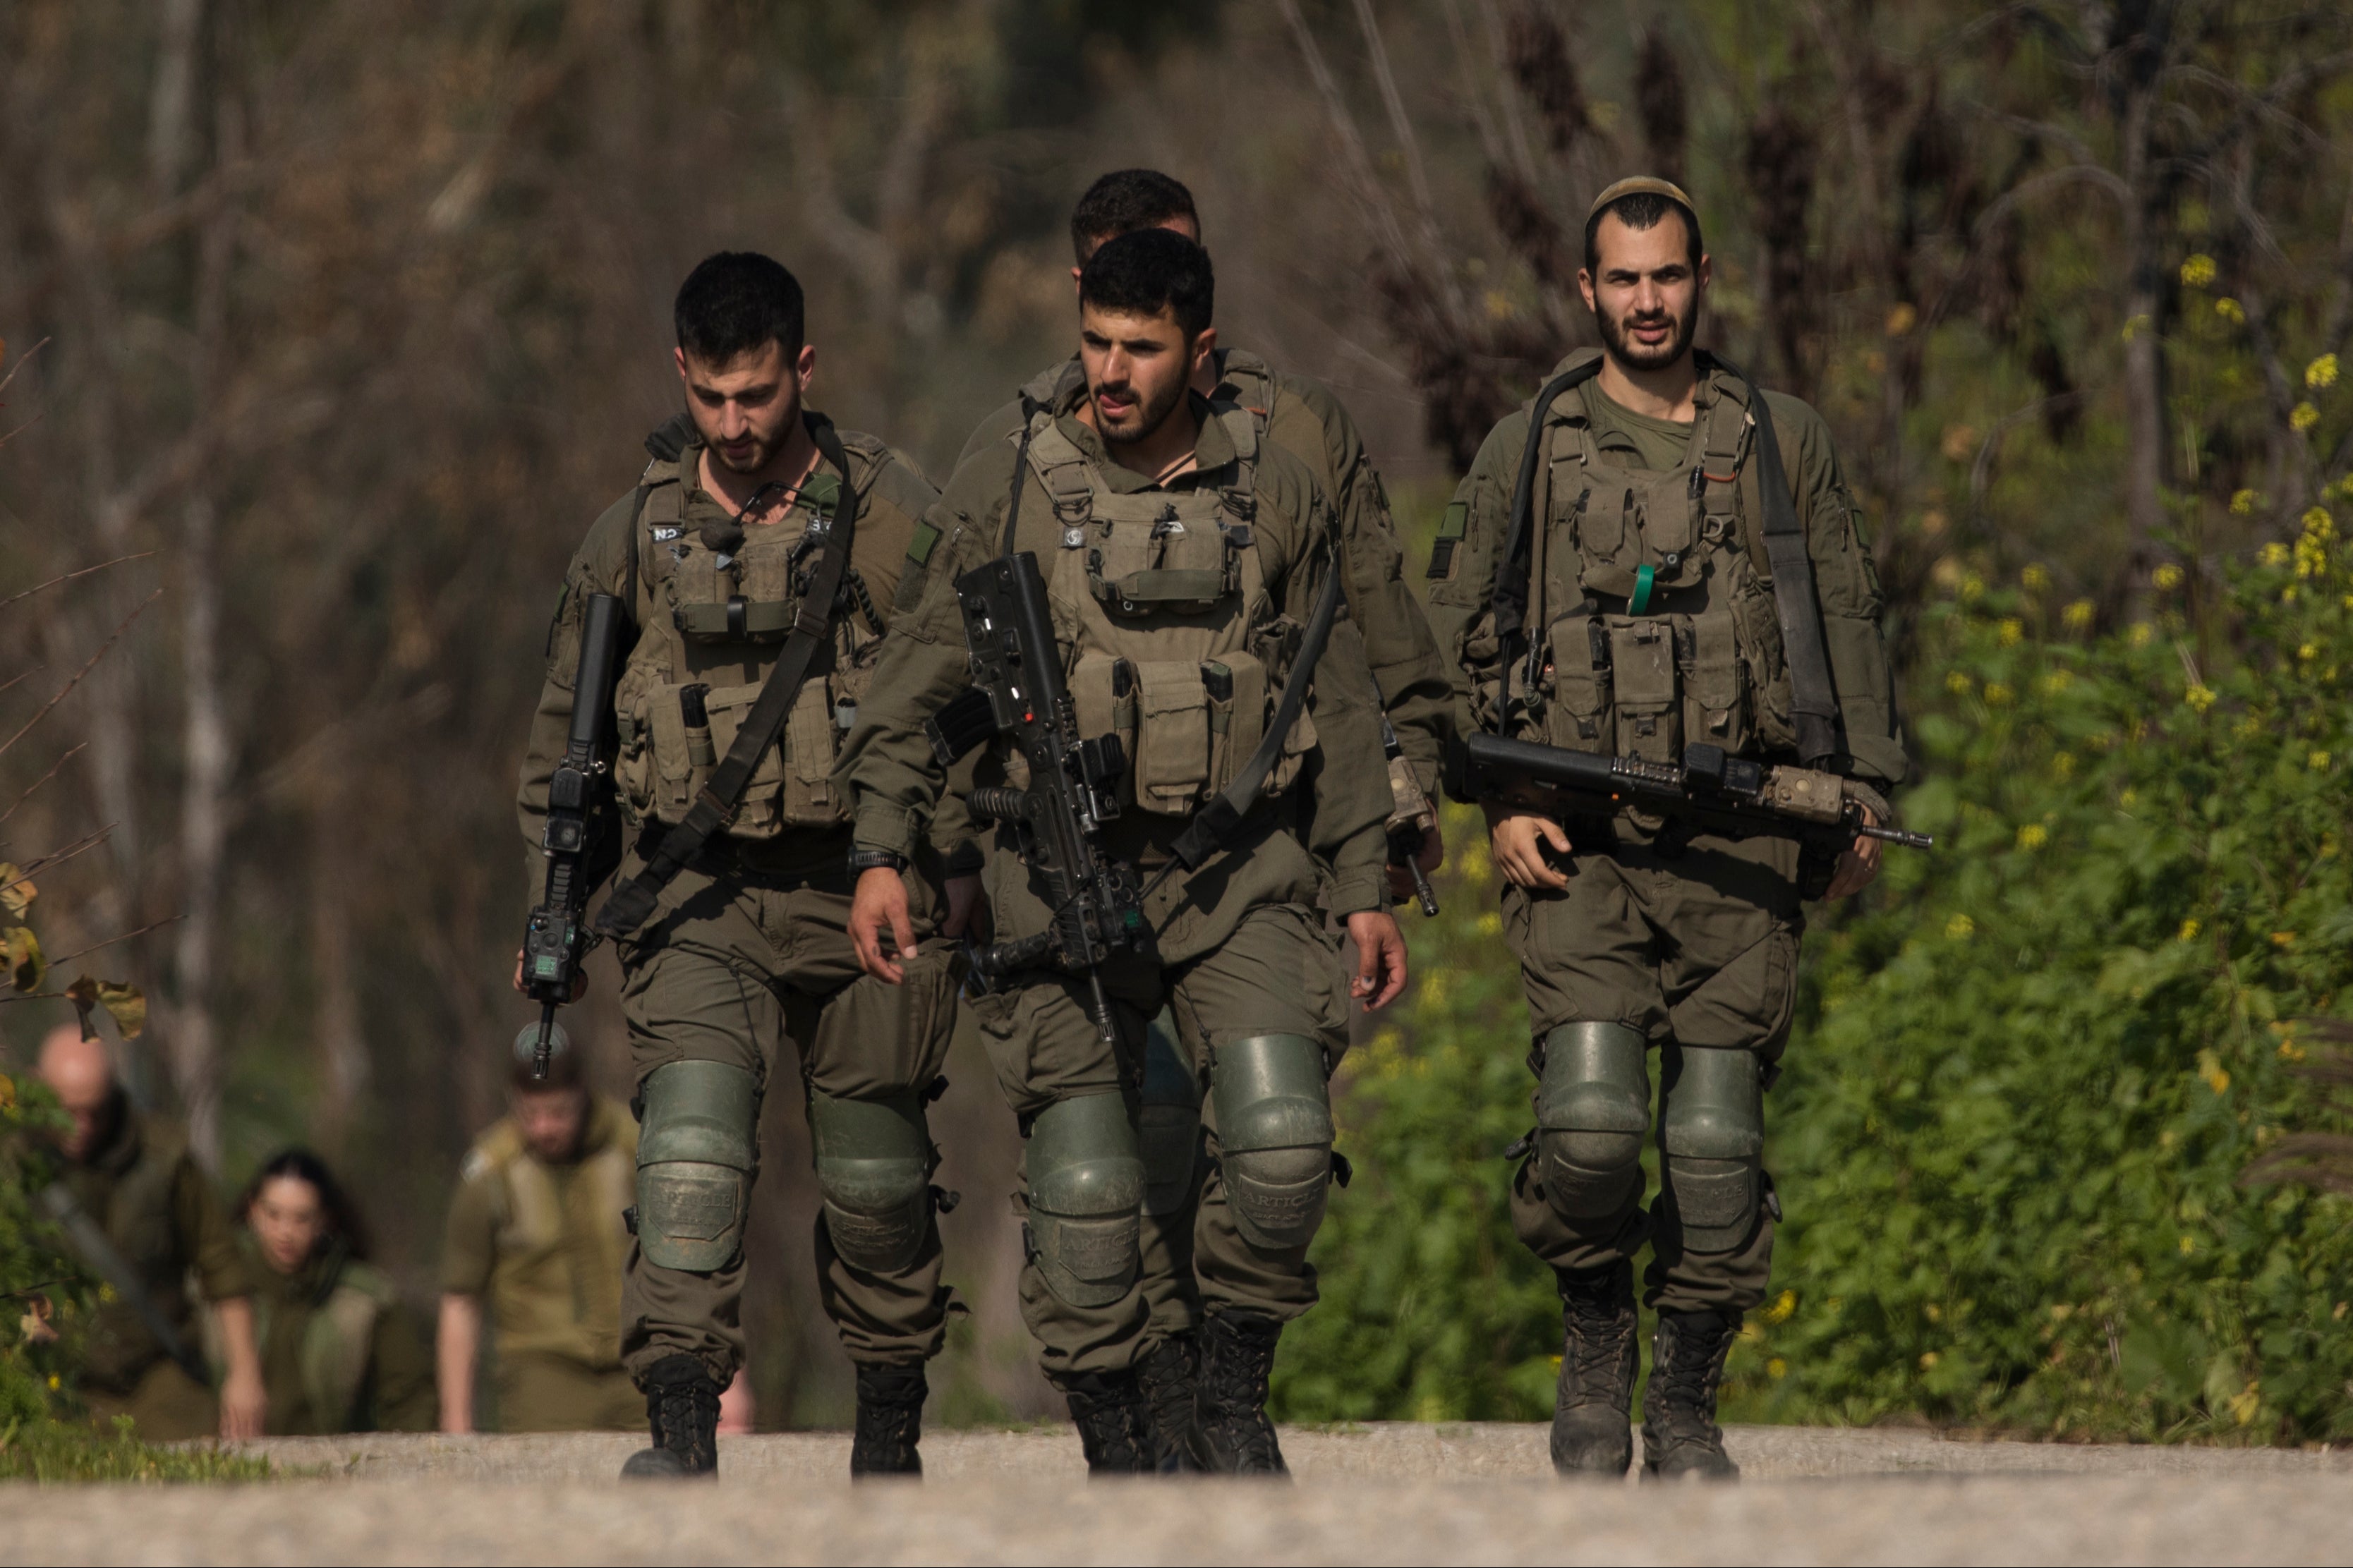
left=2280, top=1038, right=2307, bottom=1062
left=2217, top=297, right=2246, bottom=323
left=2121, top=314, right=2150, bottom=341
left=1960, top=574, right=1985, bottom=602
left=1885, top=303, right=1918, bottom=337
left=2198, top=1050, right=2232, bottom=1095
left=2311, top=750, right=2332, bottom=770
left=2309, top=354, right=2340, bottom=390
left=2153, top=562, right=2184, bottom=591
left=2062, top=599, right=2095, bottom=631
left=1998, top=617, right=2024, bottom=646
left=2270, top=930, right=2295, bottom=948
left=2052, top=752, right=2075, bottom=779
left=2230, top=1384, right=2263, bottom=1426
left=2261, top=542, right=2292, bottom=568
left=2179, top=1234, right=2196, bottom=1254
left=2293, top=401, right=2321, bottom=432
left=2180, top=254, right=2218, bottom=288
left=1767, top=1357, right=1788, bottom=1380
left=1983, top=681, right=2014, bottom=705
left=1474, top=911, right=1502, bottom=937
left=0, top=1072, right=12, bottom=1112
left=2184, top=683, right=2217, bottom=712
left=2021, top=564, right=2050, bottom=592
left=2179, top=918, right=2201, bottom=942
left=1919, top=1351, right=1940, bottom=1370
left=1764, top=1289, right=1797, bottom=1325
left=2306, top=506, right=2335, bottom=537
left=2129, top=623, right=2155, bottom=648
left=2016, top=823, right=2047, bottom=851
left=1945, top=913, right=1976, bottom=940
left=2301, top=642, right=2321, bottom=661
left=2231, top=488, right=2261, bottom=515
left=2120, top=788, right=2139, bottom=809
left=1945, top=670, right=1973, bottom=695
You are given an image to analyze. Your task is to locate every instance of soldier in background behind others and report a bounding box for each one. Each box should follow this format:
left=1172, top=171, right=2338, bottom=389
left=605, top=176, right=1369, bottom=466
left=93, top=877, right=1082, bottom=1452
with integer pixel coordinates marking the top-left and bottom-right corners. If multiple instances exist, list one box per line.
left=437, top=1024, right=639, bottom=1433
left=35, top=1023, right=268, bottom=1440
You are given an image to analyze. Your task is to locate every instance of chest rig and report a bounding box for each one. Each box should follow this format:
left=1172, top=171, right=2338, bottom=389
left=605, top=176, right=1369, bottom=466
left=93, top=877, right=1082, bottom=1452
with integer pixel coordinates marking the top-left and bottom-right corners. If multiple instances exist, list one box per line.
left=609, top=434, right=884, bottom=840
left=1010, top=401, right=1315, bottom=818
left=1500, top=351, right=1836, bottom=772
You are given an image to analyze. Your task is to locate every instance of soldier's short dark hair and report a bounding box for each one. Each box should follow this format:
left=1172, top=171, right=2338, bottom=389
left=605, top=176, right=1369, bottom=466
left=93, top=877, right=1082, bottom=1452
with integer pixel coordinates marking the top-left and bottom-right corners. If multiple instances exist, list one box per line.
left=674, top=251, right=806, bottom=366
left=1583, top=190, right=1703, bottom=276
left=1070, top=169, right=1200, bottom=263
left=1079, top=227, right=1215, bottom=341
left=240, top=1148, right=374, bottom=1261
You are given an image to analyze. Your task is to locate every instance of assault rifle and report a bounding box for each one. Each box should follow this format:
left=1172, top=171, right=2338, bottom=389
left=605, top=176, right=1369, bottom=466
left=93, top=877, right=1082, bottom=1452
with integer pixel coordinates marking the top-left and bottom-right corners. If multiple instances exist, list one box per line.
left=520, top=591, right=625, bottom=1079
left=926, top=552, right=1147, bottom=1046
left=1463, top=733, right=1930, bottom=895
left=1374, top=691, right=1439, bottom=918
left=35, top=1182, right=212, bottom=1386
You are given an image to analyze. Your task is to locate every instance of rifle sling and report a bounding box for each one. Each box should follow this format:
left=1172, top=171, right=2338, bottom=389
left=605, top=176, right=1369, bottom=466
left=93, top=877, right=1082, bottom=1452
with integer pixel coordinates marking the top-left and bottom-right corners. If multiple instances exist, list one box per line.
left=37, top=1183, right=210, bottom=1385
left=1493, top=360, right=1603, bottom=720
left=595, top=413, right=859, bottom=938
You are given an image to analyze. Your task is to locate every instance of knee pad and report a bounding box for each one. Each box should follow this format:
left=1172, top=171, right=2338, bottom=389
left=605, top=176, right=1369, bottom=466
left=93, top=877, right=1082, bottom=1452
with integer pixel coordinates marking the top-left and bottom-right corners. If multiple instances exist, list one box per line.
left=1661, top=1044, right=1765, bottom=1253
left=1210, top=1033, right=1334, bottom=1251
left=809, top=1090, right=932, bottom=1274
left=1535, top=1022, right=1651, bottom=1223
left=1026, top=1093, right=1145, bottom=1308
left=636, top=1060, right=759, bottom=1272
left=1138, top=1014, right=1202, bottom=1218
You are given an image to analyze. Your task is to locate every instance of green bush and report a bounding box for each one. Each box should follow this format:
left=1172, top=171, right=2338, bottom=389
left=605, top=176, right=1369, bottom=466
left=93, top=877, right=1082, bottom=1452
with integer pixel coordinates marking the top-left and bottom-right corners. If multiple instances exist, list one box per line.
left=1278, top=509, right=2353, bottom=1443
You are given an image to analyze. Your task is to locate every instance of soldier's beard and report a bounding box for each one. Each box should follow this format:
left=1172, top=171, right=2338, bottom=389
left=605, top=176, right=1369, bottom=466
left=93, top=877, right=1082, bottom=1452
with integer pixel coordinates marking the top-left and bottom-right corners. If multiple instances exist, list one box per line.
left=1092, top=374, right=1187, bottom=449
left=1598, top=299, right=1696, bottom=373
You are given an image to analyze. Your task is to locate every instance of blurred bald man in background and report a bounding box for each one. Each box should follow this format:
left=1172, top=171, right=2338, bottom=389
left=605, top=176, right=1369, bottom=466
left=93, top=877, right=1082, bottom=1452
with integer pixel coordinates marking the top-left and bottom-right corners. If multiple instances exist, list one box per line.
left=36, top=1024, right=267, bottom=1440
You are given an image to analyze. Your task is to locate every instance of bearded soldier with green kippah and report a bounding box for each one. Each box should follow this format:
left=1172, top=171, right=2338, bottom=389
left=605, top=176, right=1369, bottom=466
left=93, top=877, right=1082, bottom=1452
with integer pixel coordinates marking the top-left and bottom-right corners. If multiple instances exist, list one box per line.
left=1427, top=178, right=1909, bottom=1480
left=514, top=252, right=968, bottom=1480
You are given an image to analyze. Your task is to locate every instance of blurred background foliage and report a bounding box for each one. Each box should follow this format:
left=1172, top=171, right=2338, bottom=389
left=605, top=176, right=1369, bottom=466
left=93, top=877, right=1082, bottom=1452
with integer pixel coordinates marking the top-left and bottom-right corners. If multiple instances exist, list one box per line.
left=4, top=0, right=2353, bottom=1437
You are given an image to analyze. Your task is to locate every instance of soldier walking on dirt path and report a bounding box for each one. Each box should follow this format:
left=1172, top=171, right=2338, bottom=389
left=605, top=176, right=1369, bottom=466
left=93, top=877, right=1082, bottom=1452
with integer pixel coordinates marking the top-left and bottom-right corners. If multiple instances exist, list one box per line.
left=514, top=253, right=967, bottom=1479
left=1428, top=178, right=1909, bottom=1481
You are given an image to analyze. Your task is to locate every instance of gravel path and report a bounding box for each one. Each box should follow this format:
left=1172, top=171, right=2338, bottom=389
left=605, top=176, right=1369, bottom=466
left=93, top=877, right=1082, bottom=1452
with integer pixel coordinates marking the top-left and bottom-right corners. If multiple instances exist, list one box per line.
left=7, top=1423, right=2349, bottom=1564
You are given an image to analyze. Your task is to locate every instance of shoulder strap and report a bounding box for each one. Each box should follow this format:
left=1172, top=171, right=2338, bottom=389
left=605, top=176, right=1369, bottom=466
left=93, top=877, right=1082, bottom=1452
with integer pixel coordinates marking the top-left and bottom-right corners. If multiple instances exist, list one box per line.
left=1490, top=358, right=1605, bottom=726
left=1700, top=353, right=1840, bottom=767
left=594, top=413, right=863, bottom=938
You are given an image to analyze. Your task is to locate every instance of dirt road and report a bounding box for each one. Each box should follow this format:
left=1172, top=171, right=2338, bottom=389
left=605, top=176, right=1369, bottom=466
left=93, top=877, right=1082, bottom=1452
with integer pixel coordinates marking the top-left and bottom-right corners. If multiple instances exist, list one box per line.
left=6, top=1423, right=2348, bottom=1564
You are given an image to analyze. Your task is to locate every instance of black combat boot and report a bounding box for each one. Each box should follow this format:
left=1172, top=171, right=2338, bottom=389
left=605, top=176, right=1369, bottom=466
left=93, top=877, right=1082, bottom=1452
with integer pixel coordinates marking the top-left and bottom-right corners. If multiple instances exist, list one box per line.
left=620, top=1354, right=721, bottom=1479
left=1194, top=1308, right=1288, bottom=1477
left=1136, top=1332, right=1209, bottom=1474
left=1550, top=1259, right=1639, bottom=1476
left=1640, top=1308, right=1741, bottom=1481
left=1062, top=1369, right=1154, bottom=1475
left=849, top=1362, right=927, bottom=1478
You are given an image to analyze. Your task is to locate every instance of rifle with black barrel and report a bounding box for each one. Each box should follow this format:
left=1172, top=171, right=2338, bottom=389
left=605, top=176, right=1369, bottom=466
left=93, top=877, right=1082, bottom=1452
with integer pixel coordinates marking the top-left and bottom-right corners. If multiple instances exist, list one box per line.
left=925, top=552, right=1147, bottom=1048
left=519, top=590, right=626, bottom=1079
left=1462, top=732, right=1931, bottom=897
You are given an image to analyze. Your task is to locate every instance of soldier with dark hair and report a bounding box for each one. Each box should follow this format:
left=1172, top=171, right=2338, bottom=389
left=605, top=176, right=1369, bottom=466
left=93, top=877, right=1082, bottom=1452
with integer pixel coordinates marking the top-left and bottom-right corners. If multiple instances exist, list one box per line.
left=1427, top=178, right=1907, bottom=1481
left=514, top=250, right=964, bottom=1479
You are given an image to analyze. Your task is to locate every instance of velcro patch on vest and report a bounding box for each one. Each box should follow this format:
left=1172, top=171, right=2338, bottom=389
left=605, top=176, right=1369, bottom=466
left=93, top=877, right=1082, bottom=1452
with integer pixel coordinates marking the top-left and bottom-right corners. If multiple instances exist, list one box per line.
left=1428, top=500, right=1470, bottom=578
left=907, top=519, right=940, bottom=566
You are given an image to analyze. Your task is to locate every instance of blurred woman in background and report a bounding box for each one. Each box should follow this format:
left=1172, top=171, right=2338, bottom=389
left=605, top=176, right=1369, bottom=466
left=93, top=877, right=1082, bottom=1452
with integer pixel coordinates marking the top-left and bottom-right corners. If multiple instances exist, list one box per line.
left=229, top=1149, right=436, bottom=1435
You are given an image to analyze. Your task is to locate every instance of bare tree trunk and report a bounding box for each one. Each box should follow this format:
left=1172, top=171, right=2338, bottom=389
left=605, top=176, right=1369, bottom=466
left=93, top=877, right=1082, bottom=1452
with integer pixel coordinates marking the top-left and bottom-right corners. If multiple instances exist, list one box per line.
left=172, top=493, right=230, bottom=1167
left=147, top=0, right=205, bottom=195
left=310, top=770, right=369, bottom=1157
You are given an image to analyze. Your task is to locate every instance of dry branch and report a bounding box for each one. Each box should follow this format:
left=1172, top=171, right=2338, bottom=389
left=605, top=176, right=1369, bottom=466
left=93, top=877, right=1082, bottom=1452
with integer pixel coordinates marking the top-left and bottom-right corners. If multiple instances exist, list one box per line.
left=0, top=588, right=163, bottom=763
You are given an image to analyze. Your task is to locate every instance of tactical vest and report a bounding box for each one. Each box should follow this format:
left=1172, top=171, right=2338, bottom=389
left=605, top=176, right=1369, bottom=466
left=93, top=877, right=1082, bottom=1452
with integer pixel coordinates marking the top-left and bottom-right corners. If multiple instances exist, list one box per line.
left=1519, top=354, right=1800, bottom=765
left=608, top=437, right=893, bottom=838
left=462, top=1106, right=634, bottom=1366
left=1012, top=401, right=1315, bottom=817
left=224, top=1241, right=397, bottom=1432
left=73, top=1116, right=194, bottom=1391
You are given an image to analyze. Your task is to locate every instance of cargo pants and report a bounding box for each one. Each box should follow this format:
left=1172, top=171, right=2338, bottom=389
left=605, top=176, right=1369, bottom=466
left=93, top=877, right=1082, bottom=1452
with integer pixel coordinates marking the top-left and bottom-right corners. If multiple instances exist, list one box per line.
left=1502, top=827, right=1805, bottom=1315
left=613, top=834, right=964, bottom=1386
left=967, top=901, right=1350, bottom=1384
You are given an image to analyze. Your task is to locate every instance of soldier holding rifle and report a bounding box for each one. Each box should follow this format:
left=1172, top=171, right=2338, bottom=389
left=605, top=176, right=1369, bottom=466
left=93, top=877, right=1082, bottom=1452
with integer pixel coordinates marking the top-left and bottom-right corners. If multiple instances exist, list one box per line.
left=1428, top=178, right=1913, bottom=1481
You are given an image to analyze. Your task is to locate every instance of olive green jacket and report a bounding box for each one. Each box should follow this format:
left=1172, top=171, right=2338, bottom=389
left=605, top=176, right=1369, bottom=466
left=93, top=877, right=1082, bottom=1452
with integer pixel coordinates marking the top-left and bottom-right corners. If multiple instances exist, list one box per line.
left=839, top=393, right=1393, bottom=967
left=962, top=348, right=1452, bottom=795
left=233, top=1236, right=436, bottom=1435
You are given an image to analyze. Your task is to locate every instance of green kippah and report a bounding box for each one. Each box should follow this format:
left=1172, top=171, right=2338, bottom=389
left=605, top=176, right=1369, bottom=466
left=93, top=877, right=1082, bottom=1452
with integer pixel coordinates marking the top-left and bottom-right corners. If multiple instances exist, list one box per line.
left=1587, top=175, right=1698, bottom=224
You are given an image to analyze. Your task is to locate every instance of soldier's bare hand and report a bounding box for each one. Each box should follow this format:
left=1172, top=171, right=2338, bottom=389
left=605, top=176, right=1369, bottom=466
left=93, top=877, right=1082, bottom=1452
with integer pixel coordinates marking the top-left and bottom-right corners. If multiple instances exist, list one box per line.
left=1345, top=910, right=1409, bottom=1011
left=1488, top=808, right=1571, bottom=891
left=511, top=948, right=587, bottom=1002
left=1824, top=806, right=1885, bottom=901
left=943, top=874, right=986, bottom=940
left=1386, top=818, right=1446, bottom=902
left=218, top=1364, right=266, bottom=1441
left=849, top=867, right=915, bottom=983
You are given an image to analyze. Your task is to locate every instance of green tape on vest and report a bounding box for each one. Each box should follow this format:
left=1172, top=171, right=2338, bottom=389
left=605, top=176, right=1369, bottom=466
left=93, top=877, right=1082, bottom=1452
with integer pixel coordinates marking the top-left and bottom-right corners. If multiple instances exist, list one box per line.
left=907, top=519, right=940, bottom=566
left=1630, top=562, right=1656, bottom=615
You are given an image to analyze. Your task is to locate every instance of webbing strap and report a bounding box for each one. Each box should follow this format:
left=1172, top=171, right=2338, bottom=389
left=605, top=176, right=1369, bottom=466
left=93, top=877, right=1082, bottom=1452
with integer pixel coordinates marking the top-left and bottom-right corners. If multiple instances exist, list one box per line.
left=1492, top=360, right=1604, bottom=722
left=594, top=414, right=860, bottom=938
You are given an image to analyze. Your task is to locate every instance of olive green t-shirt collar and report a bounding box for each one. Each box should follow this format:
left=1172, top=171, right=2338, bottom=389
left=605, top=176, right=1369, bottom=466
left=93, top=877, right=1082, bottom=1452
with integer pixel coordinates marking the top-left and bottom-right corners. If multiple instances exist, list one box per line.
left=1051, top=391, right=1233, bottom=492
left=1582, top=380, right=1701, bottom=473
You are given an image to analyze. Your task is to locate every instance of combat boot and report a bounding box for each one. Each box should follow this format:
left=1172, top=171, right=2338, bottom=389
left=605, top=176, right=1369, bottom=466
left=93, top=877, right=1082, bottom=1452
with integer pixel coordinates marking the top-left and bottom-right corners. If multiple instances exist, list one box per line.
left=1136, top=1332, right=1209, bottom=1473
left=621, top=1354, right=720, bottom=1479
left=1195, top=1308, right=1288, bottom=1477
left=1062, top=1369, right=1153, bottom=1474
left=1640, top=1308, right=1741, bottom=1481
left=849, top=1362, right=926, bottom=1478
left=1549, top=1259, right=1638, bottom=1476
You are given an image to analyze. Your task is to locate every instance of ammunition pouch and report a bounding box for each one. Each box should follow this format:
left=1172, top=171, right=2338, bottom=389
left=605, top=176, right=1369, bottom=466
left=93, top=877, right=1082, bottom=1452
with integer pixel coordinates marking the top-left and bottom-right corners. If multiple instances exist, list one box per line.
left=635, top=1061, right=759, bottom=1272
left=1535, top=1021, right=1651, bottom=1222
left=809, top=1089, right=933, bottom=1273
left=1026, top=1093, right=1146, bottom=1307
left=1209, top=1033, right=1334, bottom=1251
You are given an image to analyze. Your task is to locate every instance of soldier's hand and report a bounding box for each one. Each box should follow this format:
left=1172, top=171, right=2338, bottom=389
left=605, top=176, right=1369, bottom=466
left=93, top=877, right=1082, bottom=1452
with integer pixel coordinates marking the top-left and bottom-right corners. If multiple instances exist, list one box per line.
left=1385, top=818, right=1446, bottom=902
left=1488, top=808, right=1572, bottom=891
left=218, top=1363, right=267, bottom=1441
left=511, top=948, right=588, bottom=1002
left=943, top=874, right=987, bottom=940
left=1824, top=806, right=1885, bottom=901
left=1345, top=910, right=1409, bottom=1011
left=849, top=867, right=916, bottom=984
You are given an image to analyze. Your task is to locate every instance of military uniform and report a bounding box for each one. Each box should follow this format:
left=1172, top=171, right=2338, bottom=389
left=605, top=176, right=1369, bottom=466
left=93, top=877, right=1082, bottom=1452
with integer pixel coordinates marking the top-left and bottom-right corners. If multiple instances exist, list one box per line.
left=1429, top=347, right=1905, bottom=1474
left=839, top=390, right=1392, bottom=1470
left=516, top=415, right=963, bottom=1430
left=441, top=1095, right=640, bottom=1430
left=61, top=1106, right=251, bottom=1441
left=226, top=1235, right=436, bottom=1435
